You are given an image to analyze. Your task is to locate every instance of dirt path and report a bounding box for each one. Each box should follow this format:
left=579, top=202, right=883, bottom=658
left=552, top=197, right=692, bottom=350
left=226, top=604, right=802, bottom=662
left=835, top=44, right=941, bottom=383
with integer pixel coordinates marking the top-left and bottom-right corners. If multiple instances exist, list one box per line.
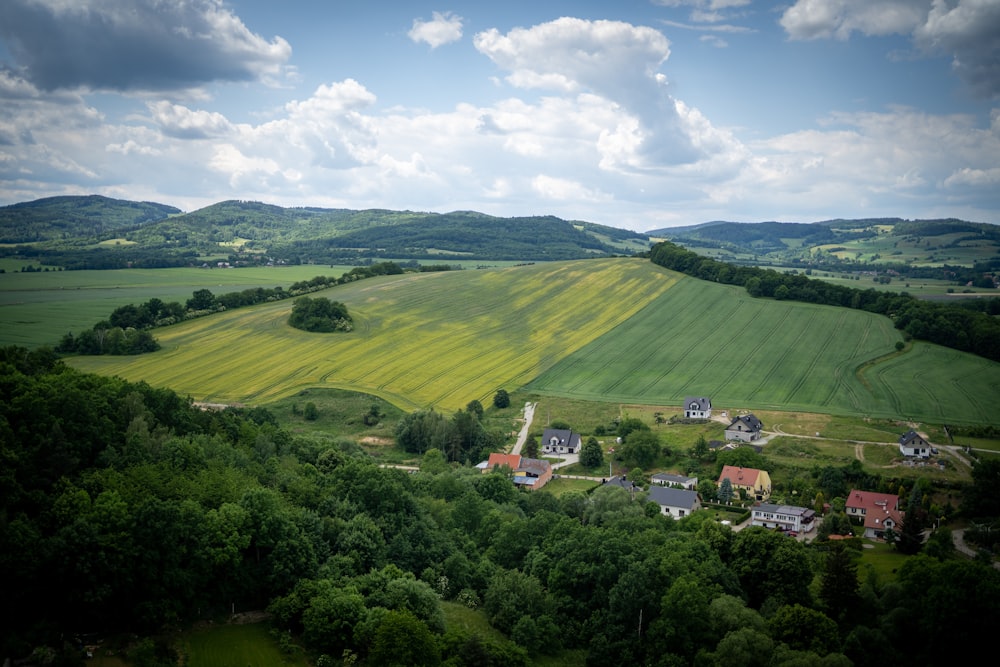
left=855, top=443, right=865, bottom=462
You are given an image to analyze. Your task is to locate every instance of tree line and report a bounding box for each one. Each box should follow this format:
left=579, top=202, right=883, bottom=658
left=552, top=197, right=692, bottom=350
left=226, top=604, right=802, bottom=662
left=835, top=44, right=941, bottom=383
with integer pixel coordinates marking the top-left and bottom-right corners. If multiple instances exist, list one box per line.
left=648, top=241, right=1000, bottom=362
left=2, top=345, right=999, bottom=665
left=54, top=262, right=437, bottom=356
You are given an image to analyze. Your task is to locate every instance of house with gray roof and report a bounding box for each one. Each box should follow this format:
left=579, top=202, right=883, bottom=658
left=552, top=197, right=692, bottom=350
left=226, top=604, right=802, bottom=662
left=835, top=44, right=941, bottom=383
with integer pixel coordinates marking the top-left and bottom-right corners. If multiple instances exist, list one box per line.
left=725, top=414, right=764, bottom=442
left=646, top=486, right=701, bottom=520
left=541, top=428, right=582, bottom=455
left=751, top=503, right=816, bottom=534
left=683, top=396, right=712, bottom=419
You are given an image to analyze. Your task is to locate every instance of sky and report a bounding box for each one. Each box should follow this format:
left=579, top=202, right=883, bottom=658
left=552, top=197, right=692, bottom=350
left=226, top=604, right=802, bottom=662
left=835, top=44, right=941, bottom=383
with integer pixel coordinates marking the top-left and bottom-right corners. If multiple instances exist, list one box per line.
left=0, top=1, right=998, bottom=232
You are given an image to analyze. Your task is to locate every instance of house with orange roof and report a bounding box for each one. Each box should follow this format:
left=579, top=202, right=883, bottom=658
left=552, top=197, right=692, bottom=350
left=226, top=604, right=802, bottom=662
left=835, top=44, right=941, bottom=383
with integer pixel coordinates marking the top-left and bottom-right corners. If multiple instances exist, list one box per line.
left=845, top=489, right=905, bottom=540
left=717, top=465, right=771, bottom=502
left=483, top=452, right=552, bottom=490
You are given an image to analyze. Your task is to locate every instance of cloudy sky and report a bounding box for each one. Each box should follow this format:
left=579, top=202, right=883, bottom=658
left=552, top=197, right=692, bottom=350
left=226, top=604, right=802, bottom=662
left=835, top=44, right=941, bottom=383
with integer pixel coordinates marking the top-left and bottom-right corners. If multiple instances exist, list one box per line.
left=1, top=0, right=998, bottom=231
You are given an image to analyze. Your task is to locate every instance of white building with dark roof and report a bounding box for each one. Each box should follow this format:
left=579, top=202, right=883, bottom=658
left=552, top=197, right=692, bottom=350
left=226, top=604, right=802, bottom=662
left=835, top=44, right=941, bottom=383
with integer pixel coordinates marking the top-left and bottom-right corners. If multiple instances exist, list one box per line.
left=683, top=396, right=712, bottom=419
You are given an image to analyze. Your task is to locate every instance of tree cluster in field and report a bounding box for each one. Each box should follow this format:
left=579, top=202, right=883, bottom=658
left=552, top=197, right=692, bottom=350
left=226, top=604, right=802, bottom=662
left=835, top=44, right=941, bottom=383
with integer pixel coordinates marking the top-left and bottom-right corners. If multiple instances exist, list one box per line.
left=52, top=262, right=420, bottom=356
left=3, top=346, right=1000, bottom=665
left=288, top=296, right=353, bottom=333
left=649, top=241, right=1000, bottom=362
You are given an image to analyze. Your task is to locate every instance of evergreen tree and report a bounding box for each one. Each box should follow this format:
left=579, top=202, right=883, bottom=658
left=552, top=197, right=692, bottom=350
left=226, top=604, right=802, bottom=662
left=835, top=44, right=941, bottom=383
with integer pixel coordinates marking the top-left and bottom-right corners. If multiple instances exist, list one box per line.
left=718, top=478, right=734, bottom=504
left=818, top=542, right=860, bottom=625
left=580, top=436, right=604, bottom=468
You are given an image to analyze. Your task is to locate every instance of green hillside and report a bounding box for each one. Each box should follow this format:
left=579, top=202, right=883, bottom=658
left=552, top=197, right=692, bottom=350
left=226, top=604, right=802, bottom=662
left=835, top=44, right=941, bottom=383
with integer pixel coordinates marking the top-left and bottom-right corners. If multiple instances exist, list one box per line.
left=0, top=194, right=180, bottom=243
left=652, top=217, right=1000, bottom=276
left=525, top=277, right=998, bottom=424
left=66, top=258, right=1000, bottom=424
left=0, top=196, right=650, bottom=265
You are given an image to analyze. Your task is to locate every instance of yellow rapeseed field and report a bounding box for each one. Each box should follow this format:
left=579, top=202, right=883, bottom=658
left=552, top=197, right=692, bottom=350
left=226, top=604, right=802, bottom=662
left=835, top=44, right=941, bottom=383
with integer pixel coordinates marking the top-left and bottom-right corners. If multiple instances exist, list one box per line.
left=69, top=259, right=678, bottom=411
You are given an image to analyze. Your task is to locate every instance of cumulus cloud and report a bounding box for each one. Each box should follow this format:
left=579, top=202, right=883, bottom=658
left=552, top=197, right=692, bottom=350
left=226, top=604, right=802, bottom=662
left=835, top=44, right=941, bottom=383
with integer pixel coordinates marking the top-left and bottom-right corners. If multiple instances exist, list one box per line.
left=149, top=101, right=234, bottom=139
left=474, top=18, right=711, bottom=168
left=408, top=11, right=463, bottom=48
left=0, top=0, right=291, bottom=92
left=915, top=0, right=1000, bottom=98
left=781, top=0, right=1000, bottom=98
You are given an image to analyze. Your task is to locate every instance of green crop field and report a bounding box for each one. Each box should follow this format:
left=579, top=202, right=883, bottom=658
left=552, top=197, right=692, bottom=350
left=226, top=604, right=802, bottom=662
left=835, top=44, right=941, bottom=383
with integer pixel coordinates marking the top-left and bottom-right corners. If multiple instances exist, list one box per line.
left=68, top=259, right=680, bottom=411
left=0, top=264, right=359, bottom=348
left=44, top=257, right=1000, bottom=424
left=524, top=276, right=1000, bottom=425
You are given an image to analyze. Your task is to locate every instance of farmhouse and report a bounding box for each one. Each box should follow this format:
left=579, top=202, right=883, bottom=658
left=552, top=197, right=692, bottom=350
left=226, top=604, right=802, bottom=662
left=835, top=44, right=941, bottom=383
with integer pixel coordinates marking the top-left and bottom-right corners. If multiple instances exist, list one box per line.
left=751, top=503, right=816, bottom=534
left=482, top=453, right=553, bottom=490
left=541, top=428, right=581, bottom=455
left=651, top=472, right=698, bottom=490
left=846, top=489, right=904, bottom=540
left=898, top=430, right=932, bottom=459
left=683, top=396, right=712, bottom=419
left=647, top=486, right=701, bottom=519
left=717, top=465, right=771, bottom=501
left=725, top=414, right=764, bottom=442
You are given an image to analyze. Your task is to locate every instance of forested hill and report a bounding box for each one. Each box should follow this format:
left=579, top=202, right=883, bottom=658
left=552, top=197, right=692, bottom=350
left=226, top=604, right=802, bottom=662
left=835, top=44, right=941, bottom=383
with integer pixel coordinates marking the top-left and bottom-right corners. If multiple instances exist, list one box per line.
left=0, top=196, right=651, bottom=267
left=647, top=217, right=1000, bottom=271
left=0, top=195, right=181, bottom=243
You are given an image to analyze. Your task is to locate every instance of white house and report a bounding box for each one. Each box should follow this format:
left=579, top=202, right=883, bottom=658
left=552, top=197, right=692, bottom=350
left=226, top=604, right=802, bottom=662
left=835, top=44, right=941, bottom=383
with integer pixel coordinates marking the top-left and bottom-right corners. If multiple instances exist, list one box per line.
left=683, top=396, right=712, bottom=419
left=750, top=503, right=816, bottom=534
left=898, top=430, right=932, bottom=459
left=541, top=428, right=581, bottom=455
left=646, top=486, right=701, bottom=520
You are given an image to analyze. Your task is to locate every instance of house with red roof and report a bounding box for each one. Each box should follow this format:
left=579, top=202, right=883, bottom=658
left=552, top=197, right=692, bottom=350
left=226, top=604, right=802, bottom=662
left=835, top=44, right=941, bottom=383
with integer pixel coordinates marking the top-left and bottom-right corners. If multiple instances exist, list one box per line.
left=845, top=489, right=905, bottom=540
left=483, top=452, right=552, bottom=490
left=717, top=465, right=772, bottom=502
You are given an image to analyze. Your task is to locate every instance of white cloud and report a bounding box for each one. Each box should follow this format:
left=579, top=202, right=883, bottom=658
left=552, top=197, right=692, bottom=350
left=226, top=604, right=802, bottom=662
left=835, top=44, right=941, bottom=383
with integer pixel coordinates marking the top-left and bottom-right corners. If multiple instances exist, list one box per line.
left=474, top=18, right=710, bottom=168
left=780, top=0, right=929, bottom=39
left=0, top=0, right=291, bottom=91
left=408, top=11, right=464, bottom=48
left=781, top=0, right=1000, bottom=97
left=149, top=101, right=234, bottom=139
left=531, top=174, right=611, bottom=202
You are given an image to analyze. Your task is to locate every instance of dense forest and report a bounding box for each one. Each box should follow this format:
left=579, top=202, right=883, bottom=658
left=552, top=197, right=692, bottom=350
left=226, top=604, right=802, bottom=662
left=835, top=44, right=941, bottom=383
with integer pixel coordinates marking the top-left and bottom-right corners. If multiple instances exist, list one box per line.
left=648, top=241, right=1000, bottom=362
left=2, top=347, right=998, bottom=666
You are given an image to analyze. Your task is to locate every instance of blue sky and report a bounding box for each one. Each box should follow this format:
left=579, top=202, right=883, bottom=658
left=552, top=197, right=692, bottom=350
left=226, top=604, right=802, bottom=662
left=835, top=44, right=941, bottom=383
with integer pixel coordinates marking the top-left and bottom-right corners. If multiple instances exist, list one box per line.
left=1, top=1, right=998, bottom=231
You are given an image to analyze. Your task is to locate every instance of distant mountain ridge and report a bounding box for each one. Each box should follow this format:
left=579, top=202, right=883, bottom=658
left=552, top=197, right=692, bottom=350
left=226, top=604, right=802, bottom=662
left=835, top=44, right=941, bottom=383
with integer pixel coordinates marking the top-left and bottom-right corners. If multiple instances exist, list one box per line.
left=0, top=195, right=650, bottom=266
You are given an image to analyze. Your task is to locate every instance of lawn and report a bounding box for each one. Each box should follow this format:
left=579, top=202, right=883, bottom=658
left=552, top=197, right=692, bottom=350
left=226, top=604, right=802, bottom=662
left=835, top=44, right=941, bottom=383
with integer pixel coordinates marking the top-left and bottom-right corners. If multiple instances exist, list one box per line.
left=856, top=542, right=911, bottom=584
left=181, top=622, right=310, bottom=667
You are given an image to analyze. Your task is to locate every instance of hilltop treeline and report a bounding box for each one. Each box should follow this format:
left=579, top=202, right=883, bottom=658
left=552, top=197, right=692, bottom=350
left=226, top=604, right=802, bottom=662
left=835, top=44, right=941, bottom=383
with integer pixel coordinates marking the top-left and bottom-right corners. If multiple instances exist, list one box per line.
left=649, top=241, right=1000, bottom=362
left=2, top=347, right=999, bottom=665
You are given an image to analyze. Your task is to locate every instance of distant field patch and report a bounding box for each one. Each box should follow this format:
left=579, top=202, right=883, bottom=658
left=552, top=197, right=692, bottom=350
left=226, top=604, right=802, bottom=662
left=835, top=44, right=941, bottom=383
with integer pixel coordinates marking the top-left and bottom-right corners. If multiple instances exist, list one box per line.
left=0, top=264, right=360, bottom=348
left=68, top=259, right=679, bottom=411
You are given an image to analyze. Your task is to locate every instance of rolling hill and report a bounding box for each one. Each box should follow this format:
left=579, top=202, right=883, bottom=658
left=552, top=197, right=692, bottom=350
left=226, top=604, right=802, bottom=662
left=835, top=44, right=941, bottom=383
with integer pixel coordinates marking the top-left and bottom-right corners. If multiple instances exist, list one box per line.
left=0, top=195, right=651, bottom=264
left=649, top=217, right=1000, bottom=274
left=66, top=258, right=1000, bottom=424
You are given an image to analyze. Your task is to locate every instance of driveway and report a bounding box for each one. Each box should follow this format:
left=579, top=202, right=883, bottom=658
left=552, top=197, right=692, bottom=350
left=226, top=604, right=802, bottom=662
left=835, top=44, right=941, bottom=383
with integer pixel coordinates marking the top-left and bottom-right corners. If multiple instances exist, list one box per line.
left=511, top=402, right=536, bottom=455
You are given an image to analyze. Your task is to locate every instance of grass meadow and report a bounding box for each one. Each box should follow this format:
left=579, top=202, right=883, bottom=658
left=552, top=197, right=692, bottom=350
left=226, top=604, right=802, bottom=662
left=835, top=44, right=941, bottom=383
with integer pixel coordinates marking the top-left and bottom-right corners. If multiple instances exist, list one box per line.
left=180, top=623, right=310, bottom=667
